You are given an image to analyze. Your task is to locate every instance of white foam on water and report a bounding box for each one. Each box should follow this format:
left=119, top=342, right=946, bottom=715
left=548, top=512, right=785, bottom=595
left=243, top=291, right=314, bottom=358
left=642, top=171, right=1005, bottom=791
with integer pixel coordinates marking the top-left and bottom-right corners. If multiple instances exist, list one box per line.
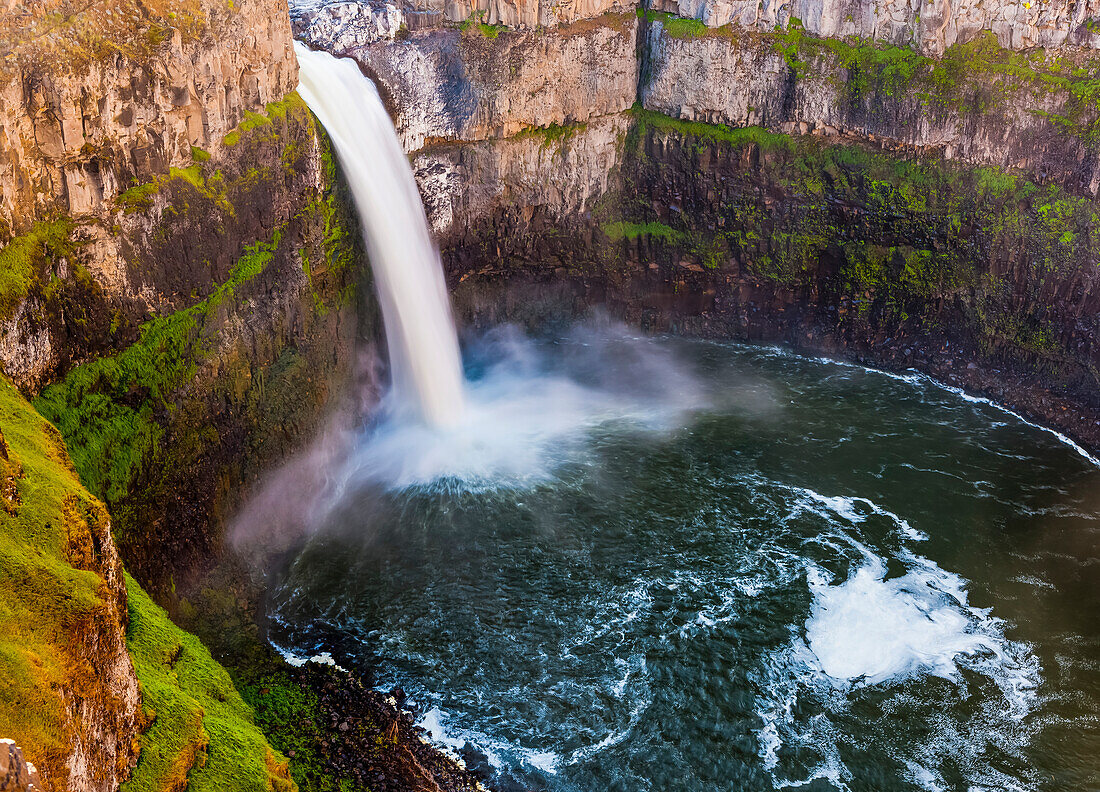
left=904, top=760, right=946, bottom=792
left=805, top=554, right=1011, bottom=686
left=274, top=644, right=346, bottom=671
left=418, top=706, right=563, bottom=775
left=746, top=481, right=1043, bottom=791
left=325, top=328, right=712, bottom=494
left=743, top=342, right=1100, bottom=469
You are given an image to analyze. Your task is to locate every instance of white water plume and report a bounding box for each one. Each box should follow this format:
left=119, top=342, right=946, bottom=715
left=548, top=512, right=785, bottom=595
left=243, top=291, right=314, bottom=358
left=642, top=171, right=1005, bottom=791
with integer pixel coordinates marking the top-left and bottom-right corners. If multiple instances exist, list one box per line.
left=295, top=42, right=466, bottom=426
left=326, top=325, right=716, bottom=493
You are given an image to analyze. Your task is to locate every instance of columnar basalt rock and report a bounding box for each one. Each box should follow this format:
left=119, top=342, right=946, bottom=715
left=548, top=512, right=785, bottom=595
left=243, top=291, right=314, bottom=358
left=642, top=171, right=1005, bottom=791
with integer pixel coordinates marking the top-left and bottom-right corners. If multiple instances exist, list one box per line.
left=640, top=21, right=1100, bottom=193
left=415, top=113, right=629, bottom=240
left=0, top=0, right=297, bottom=234
left=297, top=10, right=638, bottom=150
left=292, top=0, right=634, bottom=32
left=649, top=0, right=1100, bottom=55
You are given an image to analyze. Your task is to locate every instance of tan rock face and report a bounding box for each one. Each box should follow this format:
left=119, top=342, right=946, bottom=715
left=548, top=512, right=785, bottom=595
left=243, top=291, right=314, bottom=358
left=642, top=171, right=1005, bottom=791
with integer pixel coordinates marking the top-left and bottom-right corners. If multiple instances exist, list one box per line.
left=415, top=113, right=629, bottom=239
left=0, top=741, right=42, bottom=792
left=56, top=505, right=142, bottom=792
left=0, top=0, right=297, bottom=236
left=293, top=0, right=633, bottom=29
left=650, top=0, right=1100, bottom=55
left=310, top=12, right=638, bottom=150
left=641, top=23, right=1100, bottom=192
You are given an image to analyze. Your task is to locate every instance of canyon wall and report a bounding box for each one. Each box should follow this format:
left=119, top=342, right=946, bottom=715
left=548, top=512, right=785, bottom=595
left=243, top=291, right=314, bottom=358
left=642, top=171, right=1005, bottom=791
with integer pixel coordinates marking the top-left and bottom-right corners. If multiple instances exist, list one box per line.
left=0, top=1, right=361, bottom=788
left=298, top=0, right=1100, bottom=450
left=0, top=0, right=296, bottom=235
left=0, top=0, right=367, bottom=600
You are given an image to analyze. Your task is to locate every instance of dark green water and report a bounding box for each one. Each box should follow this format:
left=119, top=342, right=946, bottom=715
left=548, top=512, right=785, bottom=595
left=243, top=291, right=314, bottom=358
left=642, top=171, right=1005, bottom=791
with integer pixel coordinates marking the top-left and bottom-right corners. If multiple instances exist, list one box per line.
left=267, top=333, right=1100, bottom=792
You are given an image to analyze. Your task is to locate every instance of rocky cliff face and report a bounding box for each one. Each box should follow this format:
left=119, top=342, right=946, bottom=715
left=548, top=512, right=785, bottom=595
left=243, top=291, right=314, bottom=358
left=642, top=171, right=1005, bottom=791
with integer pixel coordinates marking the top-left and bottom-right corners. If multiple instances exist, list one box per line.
left=300, top=0, right=1100, bottom=451
left=0, top=0, right=300, bottom=392
left=0, top=0, right=296, bottom=234
left=641, top=18, right=1100, bottom=193
left=0, top=377, right=141, bottom=792
left=0, top=0, right=369, bottom=602
left=650, top=0, right=1100, bottom=55
left=0, top=1, right=365, bottom=788
left=295, top=7, right=637, bottom=149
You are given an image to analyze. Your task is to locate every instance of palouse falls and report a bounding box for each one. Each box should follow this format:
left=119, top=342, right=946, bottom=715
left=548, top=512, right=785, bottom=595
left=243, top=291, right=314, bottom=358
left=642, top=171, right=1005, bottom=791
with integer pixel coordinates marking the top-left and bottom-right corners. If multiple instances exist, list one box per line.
left=0, top=2, right=1098, bottom=792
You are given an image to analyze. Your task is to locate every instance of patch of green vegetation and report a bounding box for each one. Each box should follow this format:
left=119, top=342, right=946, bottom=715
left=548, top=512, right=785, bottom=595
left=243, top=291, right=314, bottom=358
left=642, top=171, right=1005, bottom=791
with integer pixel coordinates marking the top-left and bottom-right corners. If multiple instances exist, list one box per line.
left=816, top=29, right=930, bottom=99
left=602, top=220, right=688, bottom=244
left=0, top=219, right=76, bottom=319
left=222, top=94, right=309, bottom=148
left=34, top=233, right=281, bottom=505
left=123, top=574, right=295, bottom=792
left=0, top=375, right=110, bottom=783
left=619, top=109, right=1100, bottom=338
left=763, top=21, right=1100, bottom=138
left=459, top=10, right=507, bottom=38
left=637, top=9, right=711, bottom=39
left=170, top=163, right=205, bottom=191
left=191, top=145, right=212, bottom=162
left=631, top=104, right=793, bottom=152
left=516, top=120, right=588, bottom=149
left=237, top=674, right=347, bottom=792
left=117, top=182, right=160, bottom=214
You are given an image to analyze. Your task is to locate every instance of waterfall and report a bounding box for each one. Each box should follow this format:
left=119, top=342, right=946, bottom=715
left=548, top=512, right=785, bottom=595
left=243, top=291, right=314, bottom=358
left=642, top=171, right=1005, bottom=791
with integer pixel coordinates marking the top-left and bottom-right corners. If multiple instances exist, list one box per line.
left=294, top=42, right=466, bottom=426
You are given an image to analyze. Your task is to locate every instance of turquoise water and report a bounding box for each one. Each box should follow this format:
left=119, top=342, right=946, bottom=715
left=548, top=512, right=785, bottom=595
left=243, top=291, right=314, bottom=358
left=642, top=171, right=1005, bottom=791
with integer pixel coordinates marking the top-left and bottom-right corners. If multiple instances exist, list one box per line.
left=267, top=332, right=1100, bottom=792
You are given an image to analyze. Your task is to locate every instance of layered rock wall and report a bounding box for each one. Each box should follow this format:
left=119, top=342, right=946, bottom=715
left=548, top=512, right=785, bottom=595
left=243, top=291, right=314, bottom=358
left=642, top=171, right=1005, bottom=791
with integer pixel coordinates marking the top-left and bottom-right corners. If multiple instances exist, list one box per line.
left=650, top=0, right=1100, bottom=55
left=296, top=10, right=638, bottom=149
left=0, top=0, right=297, bottom=235
left=641, top=20, right=1100, bottom=193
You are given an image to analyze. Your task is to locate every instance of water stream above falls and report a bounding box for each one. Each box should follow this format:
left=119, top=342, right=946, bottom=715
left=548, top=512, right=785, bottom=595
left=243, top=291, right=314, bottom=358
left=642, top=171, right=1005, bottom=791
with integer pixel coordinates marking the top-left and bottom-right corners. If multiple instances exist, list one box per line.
left=264, top=331, right=1100, bottom=792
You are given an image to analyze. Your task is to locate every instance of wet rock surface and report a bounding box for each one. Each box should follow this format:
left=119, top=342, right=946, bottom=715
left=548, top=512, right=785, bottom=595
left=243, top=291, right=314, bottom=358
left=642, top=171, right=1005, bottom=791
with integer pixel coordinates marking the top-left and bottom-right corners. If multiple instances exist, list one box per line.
left=181, top=565, right=492, bottom=792
left=267, top=665, right=488, bottom=792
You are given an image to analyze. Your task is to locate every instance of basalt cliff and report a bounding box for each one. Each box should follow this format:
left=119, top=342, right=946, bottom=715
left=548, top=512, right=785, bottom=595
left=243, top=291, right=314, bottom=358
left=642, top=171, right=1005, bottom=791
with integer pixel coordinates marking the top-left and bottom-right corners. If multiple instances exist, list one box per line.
left=3, top=0, right=1100, bottom=789
left=294, top=0, right=1100, bottom=450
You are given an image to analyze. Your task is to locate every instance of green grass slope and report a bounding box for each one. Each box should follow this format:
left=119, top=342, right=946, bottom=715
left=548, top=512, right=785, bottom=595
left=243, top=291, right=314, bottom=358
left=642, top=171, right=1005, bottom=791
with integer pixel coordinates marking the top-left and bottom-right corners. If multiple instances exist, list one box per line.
left=123, top=574, right=295, bottom=792
left=0, top=375, right=112, bottom=783
left=0, top=373, right=294, bottom=791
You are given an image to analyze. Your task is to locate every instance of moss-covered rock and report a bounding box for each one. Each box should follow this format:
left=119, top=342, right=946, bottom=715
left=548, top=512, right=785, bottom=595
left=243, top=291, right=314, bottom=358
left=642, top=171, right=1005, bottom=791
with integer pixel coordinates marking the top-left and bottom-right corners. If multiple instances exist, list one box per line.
left=123, top=574, right=295, bottom=792
left=0, top=374, right=295, bottom=792
left=0, top=374, right=140, bottom=791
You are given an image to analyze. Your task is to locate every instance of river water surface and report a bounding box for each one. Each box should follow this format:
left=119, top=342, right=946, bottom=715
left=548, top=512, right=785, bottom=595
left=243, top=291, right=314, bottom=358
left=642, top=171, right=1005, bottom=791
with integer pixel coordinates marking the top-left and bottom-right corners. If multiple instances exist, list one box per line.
left=266, top=331, right=1099, bottom=792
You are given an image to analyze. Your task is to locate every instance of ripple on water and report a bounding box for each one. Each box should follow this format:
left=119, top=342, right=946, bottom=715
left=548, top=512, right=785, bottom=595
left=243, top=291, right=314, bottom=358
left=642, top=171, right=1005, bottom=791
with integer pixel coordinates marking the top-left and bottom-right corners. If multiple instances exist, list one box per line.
left=258, top=333, right=1098, bottom=792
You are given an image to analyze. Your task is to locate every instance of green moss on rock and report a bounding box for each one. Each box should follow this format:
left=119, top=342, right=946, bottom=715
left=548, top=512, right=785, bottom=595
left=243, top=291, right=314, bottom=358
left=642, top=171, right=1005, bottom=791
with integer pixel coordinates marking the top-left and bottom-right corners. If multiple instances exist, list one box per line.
left=0, top=375, right=109, bottom=782
left=34, top=233, right=281, bottom=506
left=0, top=220, right=76, bottom=319
left=123, top=574, right=295, bottom=792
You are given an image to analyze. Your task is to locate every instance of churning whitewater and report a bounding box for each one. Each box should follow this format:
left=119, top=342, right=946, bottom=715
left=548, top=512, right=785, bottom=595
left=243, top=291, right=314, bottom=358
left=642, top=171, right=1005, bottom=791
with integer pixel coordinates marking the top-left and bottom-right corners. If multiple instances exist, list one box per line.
left=255, top=336, right=1100, bottom=792
left=262, top=49, right=1100, bottom=792
left=295, top=43, right=466, bottom=426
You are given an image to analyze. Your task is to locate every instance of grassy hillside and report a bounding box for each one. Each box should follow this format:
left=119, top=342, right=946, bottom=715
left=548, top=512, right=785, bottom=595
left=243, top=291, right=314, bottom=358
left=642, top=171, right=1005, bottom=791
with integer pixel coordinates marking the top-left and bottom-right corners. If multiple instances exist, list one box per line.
left=123, top=574, right=296, bottom=792
left=0, top=373, right=294, bottom=791
left=0, top=374, right=114, bottom=783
